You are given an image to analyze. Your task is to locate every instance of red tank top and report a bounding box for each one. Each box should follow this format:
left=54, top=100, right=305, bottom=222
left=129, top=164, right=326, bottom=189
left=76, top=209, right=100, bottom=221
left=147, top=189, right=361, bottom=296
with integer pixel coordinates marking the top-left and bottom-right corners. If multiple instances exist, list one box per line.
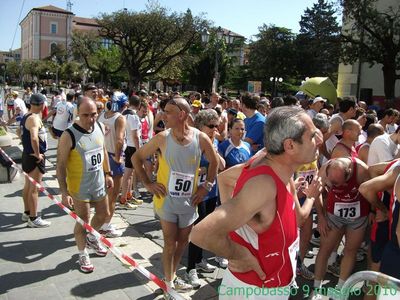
left=141, top=117, right=149, bottom=141
left=334, top=141, right=358, bottom=158
left=229, top=165, right=298, bottom=288
left=327, top=157, right=370, bottom=218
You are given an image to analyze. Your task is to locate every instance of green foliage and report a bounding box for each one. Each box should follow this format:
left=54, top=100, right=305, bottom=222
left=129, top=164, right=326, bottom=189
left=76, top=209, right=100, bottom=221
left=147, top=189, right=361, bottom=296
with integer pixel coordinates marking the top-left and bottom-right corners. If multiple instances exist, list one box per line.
left=248, top=25, right=297, bottom=81
left=296, top=0, right=341, bottom=79
left=96, top=5, right=208, bottom=88
left=340, top=0, right=400, bottom=98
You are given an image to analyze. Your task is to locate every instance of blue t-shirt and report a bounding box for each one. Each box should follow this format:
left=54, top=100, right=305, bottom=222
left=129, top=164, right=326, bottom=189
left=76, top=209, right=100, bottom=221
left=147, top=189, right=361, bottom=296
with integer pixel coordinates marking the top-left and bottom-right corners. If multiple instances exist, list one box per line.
left=218, top=138, right=251, bottom=168
left=244, top=111, right=265, bottom=153
left=198, top=139, right=219, bottom=201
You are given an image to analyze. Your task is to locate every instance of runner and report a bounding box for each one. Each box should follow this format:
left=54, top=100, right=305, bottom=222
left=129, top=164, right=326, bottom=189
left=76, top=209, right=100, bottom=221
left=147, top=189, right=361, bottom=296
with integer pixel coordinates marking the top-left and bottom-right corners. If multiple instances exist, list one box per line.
left=191, top=106, right=323, bottom=300
left=56, top=96, right=113, bottom=273
left=132, top=97, right=218, bottom=299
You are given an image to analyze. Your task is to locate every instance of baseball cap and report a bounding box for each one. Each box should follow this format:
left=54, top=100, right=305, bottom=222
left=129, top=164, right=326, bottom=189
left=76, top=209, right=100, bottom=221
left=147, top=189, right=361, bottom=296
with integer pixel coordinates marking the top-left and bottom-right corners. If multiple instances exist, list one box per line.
left=30, top=93, right=46, bottom=105
left=192, top=100, right=202, bottom=108
left=312, top=96, right=327, bottom=104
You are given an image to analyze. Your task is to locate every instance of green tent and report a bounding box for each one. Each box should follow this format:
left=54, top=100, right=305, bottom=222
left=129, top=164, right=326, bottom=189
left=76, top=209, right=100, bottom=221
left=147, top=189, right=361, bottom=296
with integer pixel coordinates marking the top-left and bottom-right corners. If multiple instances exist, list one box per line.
left=299, top=77, right=337, bottom=105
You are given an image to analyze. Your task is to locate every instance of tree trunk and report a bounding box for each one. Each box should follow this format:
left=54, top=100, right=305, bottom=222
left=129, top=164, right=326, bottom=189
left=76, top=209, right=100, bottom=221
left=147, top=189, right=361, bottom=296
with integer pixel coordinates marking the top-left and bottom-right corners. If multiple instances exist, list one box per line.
left=128, top=70, right=141, bottom=91
left=382, top=63, right=396, bottom=101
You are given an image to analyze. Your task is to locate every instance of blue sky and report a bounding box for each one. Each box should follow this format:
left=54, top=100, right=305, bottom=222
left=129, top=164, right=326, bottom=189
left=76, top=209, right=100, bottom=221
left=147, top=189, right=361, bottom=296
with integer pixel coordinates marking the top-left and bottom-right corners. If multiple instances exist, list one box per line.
left=0, top=0, right=340, bottom=51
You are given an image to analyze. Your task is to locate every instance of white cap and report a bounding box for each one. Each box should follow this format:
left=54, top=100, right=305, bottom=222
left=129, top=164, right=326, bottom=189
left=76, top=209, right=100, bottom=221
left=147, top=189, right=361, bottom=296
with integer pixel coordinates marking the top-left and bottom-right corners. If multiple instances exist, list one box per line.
left=312, top=96, right=327, bottom=104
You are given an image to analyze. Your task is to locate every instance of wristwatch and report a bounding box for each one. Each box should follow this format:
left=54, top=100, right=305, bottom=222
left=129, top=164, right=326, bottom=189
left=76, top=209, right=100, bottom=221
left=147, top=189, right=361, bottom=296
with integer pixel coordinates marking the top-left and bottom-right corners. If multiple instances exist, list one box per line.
left=202, top=181, right=214, bottom=192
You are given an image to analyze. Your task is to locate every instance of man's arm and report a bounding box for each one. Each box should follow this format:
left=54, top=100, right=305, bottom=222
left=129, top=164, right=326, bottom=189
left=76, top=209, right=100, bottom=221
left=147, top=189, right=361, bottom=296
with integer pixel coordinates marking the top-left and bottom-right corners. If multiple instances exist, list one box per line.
left=113, top=115, right=126, bottom=162
left=132, top=132, right=166, bottom=196
left=192, top=174, right=277, bottom=279
left=331, top=145, right=350, bottom=159
left=191, top=132, right=220, bottom=206
left=25, top=115, right=42, bottom=161
left=56, top=132, right=73, bottom=196
left=218, top=164, right=244, bottom=203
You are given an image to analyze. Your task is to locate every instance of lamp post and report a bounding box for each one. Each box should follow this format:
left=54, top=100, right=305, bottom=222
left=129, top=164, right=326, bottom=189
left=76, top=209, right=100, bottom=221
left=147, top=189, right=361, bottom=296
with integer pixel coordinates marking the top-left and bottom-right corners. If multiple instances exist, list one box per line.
left=201, top=26, right=227, bottom=93
left=269, top=77, right=283, bottom=97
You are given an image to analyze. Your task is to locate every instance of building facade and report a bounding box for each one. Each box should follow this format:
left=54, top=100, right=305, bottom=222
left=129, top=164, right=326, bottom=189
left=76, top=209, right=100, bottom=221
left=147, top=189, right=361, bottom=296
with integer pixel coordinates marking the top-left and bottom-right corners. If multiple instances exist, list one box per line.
left=19, top=5, right=101, bottom=60
left=337, top=0, right=400, bottom=103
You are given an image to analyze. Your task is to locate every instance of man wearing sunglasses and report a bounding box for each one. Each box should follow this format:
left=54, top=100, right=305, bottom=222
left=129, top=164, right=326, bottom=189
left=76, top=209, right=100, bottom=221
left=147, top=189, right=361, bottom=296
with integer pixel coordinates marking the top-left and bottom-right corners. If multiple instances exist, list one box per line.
left=133, top=97, right=218, bottom=297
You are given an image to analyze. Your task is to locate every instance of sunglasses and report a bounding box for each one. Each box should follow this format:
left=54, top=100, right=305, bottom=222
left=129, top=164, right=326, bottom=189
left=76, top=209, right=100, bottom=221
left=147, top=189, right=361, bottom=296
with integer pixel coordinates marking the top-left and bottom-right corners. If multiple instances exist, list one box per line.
left=205, top=124, right=219, bottom=129
left=168, top=99, right=183, bottom=111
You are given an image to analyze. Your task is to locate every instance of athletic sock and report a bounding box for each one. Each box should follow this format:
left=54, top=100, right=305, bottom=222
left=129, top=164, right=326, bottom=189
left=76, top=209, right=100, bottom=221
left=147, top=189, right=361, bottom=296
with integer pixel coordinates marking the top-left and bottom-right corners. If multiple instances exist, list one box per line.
left=337, top=279, right=345, bottom=289
left=314, top=280, right=322, bottom=289
left=328, top=251, right=337, bottom=265
left=79, top=249, right=88, bottom=256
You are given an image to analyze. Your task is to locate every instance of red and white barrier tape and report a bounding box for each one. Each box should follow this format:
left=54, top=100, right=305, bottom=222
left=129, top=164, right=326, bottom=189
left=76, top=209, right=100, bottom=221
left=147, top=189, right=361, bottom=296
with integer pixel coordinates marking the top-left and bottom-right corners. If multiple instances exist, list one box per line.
left=0, top=147, right=185, bottom=300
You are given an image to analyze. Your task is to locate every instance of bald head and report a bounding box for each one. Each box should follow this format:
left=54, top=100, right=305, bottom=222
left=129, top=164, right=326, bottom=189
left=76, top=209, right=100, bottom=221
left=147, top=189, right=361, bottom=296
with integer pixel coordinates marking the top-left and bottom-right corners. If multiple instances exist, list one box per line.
left=170, top=97, right=190, bottom=114
left=77, top=96, right=96, bottom=111
left=367, top=123, right=384, bottom=139
left=342, top=119, right=360, bottom=131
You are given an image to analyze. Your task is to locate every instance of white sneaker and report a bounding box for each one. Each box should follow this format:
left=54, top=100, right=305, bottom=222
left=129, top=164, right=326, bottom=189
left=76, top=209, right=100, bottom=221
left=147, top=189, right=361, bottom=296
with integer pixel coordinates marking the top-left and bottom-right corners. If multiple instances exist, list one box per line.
left=78, top=253, right=94, bottom=273
left=27, top=216, right=51, bottom=228
left=21, top=212, right=29, bottom=222
left=173, top=276, right=192, bottom=291
left=215, top=256, right=228, bottom=268
left=196, top=258, right=217, bottom=273
left=86, top=235, right=108, bottom=257
left=185, top=269, right=201, bottom=289
left=99, top=224, right=122, bottom=238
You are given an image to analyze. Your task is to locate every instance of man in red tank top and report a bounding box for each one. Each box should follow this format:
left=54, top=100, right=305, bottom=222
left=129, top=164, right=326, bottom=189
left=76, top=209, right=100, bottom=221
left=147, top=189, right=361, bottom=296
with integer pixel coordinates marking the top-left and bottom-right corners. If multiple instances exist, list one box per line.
left=191, top=107, right=323, bottom=300
left=331, top=119, right=361, bottom=159
left=313, top=157, right=376, bottom=297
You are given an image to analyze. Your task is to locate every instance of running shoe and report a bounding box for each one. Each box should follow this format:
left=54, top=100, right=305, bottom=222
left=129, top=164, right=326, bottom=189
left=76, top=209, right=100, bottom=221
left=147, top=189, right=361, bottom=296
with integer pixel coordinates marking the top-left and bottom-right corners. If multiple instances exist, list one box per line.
left=215, top=256, right=228, bottom=268
left=118, top=201, right=138, bottom=210
left=173, top=276, right=192, bottom=291
left=79, top=253, right=94, bottom=273
left=296, top=263, right=314, bottom=280
left=27, top=216, right=51, bottom=228
left=305, top=250, right=314, bottom=258
left=196, top=258, right=217, bottom=273
left=86, top=235, right=108, bottom=257
left=184, top=269, right=201, bottom=289
left=99, top=224, right=122, bottom=238
left=129, top=197, right=143, bottom=205
left=21, top=212, right=29, bottom=222
left=134, top=189, right=141, bottom=199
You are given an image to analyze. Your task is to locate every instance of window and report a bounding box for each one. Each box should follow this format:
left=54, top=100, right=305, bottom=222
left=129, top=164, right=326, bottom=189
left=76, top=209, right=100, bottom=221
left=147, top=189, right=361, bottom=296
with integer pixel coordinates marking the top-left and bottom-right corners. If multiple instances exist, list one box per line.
left=50, top=22, right=57, bottom=34
left=101, top=38, right=113, bottom=49
left=50, top=42, right=57, bottom=55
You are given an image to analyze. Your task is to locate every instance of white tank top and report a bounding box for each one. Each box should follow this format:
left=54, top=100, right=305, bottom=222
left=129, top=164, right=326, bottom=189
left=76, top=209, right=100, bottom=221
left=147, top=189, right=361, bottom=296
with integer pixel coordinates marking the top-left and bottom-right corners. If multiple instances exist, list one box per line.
left=98, top=112, right=124, bottom=154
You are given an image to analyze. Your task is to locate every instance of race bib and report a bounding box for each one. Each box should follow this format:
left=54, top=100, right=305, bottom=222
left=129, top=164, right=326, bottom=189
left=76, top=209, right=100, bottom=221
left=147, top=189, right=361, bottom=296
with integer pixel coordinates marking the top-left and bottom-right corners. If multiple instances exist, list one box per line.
left=288, top=235, right=299, bottom=279
left=297, top=170, right=317, bottom=185
left=84, top=147, right=104, bottom=172
left=197, top=172, right=207, bottom=186
left=334, top=201, right=360, bottom=219
left=168, top=171, right=194, bottom=198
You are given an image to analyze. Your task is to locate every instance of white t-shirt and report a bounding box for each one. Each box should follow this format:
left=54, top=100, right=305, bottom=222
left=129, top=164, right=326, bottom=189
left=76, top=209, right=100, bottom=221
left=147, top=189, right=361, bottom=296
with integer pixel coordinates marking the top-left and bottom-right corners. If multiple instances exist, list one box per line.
left=125, top=111, right=141, bottom=147
left=325, top=113, right=344, bottom=154
left=367, top=133, right=399, bottom=165
left=52, top=101, right=75, bottom=131
left=13, top=97, right=27, bottom=116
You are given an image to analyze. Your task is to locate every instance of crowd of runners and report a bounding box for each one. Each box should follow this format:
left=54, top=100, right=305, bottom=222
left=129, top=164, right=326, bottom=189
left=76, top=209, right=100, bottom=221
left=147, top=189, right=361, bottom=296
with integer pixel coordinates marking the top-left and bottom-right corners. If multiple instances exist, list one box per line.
left=1, top=84, right=400, bottom=300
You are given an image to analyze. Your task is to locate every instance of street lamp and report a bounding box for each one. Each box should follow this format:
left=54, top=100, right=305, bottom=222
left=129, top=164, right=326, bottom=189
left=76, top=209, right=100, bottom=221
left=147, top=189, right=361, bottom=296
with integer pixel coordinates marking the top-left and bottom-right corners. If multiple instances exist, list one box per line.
left=270, top=77, right=283, bottom=97
left=201, top=26, right=226, bottom=93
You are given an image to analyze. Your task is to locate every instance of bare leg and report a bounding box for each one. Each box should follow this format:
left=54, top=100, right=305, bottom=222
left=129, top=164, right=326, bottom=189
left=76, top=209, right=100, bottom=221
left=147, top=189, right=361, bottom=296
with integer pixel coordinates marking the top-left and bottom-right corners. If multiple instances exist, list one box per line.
left=72, top=199, right=91, bottom=251
left=172, top=224, right=193, bottom=275
left=28, top=167, right=43, bottom=217
left=104, top=175, right=122, bottom=223
left=160, top=219, right=178, bottom=282
left=121, top=167, right=133, bottom=200
left=300, top=215, right=313, bottom=260
left=339, top=226, right=366, bottom=280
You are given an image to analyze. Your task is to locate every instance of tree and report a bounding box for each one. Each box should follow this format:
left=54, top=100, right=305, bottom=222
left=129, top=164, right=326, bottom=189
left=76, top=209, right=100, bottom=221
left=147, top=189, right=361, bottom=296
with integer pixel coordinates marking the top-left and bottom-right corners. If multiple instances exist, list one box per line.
left=97, top=4, right=208, bottom=88
left=340, top=0, right=400, bottom=99
left=248, top=25, right=297, bottom=86
left=296, top=0, right=341, bottom=79
left=71, top=31, right=124, bottom=86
